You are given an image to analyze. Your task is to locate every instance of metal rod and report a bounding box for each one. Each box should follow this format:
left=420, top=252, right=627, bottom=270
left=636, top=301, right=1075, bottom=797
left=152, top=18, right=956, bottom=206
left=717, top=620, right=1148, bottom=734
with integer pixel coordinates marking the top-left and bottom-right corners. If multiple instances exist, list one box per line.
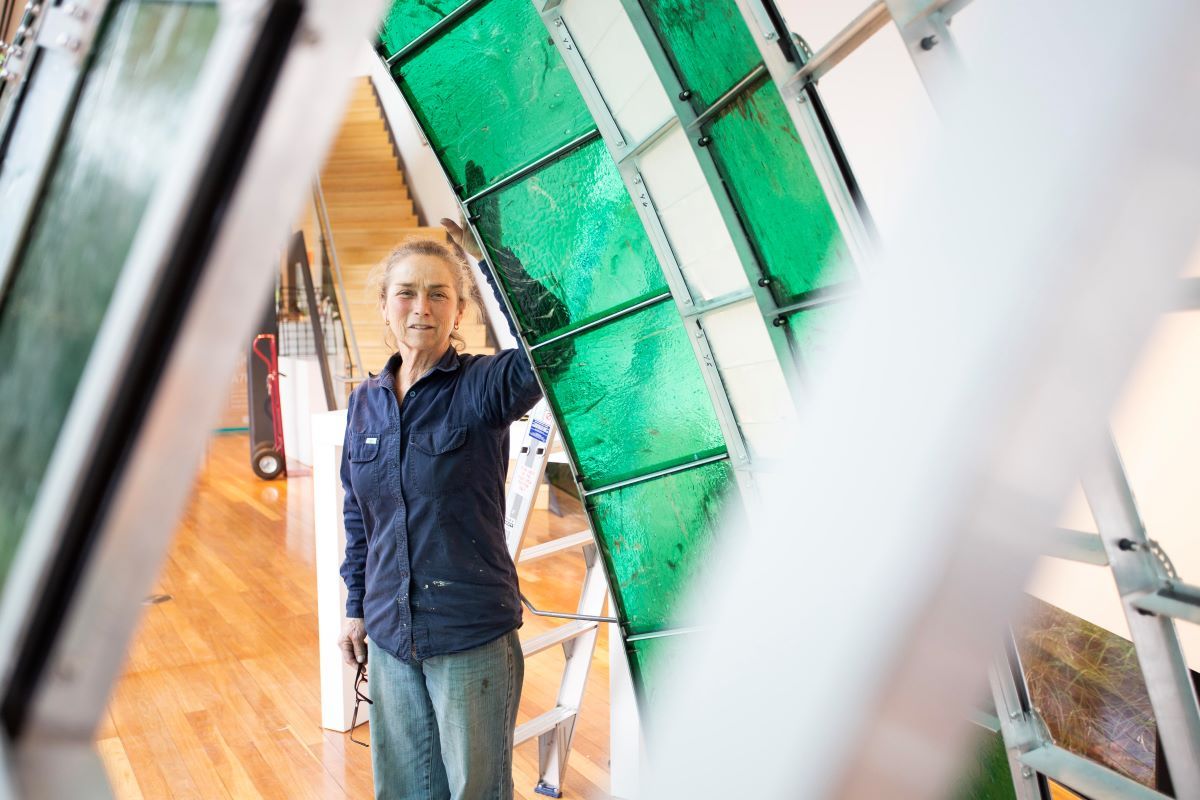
left=687, top=64, right=768, bottom=132
left=1083, top=435, right=1200, bottom=796
left=582, top=452, right=730, bottom=497
left=791, top=0, right=890, bottom=87
left=681, top=288, right=757, bottom=320
left=771, top=281, right=859, bottom=318
left=290, top=230, right=338, bottom=411
left=527, top=291, right=672, bottom=352
left=461, top=128, right=601, bottom=207
left=625, top=626, right=703, bottom=643
left=519, top=592, right=617, bottom=624
left=312, top=177, right=365, bottom=380
left=616, top=115, right=679, bottom=166
left=385, top=0, right=491, bottom=65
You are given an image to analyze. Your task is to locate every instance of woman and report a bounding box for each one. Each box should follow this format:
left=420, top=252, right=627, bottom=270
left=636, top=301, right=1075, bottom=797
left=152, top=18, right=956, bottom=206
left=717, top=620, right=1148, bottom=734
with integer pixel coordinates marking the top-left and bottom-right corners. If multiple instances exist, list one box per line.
left=338, top=220, right=541, bottom=800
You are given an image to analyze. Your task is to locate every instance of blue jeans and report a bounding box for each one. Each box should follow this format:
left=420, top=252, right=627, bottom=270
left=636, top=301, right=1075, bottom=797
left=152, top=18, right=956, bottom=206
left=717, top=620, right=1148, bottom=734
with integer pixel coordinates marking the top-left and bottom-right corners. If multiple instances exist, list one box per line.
left=367, top=630, right=524, bottom=800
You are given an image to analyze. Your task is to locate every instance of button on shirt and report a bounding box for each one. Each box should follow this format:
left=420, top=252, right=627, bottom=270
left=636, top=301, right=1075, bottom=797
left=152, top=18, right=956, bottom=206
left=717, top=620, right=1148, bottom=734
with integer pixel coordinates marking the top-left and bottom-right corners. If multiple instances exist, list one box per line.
left=339, top=345, right=542, bottom=661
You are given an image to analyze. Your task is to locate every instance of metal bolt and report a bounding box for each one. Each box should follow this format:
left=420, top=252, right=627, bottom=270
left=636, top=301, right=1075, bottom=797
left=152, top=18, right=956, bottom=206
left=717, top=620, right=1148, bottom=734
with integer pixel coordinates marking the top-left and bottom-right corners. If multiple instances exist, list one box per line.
left=772, top=316, right=786, bottom=328
left=697, top=135, right=712, bottom=147
left=1021, top=767, right=1033, bottom=779
left=796, top=93, right=808, bottom=104
left=1010, top=710, right=1021, bottom=720
left=678, top=89, right=692, bottom=101
left=64, top=2, right=86, bottom=18
left=56, top=33, right=80, bottom=52
left=554, top=17, right=563, bottom=26
left=920, top=35, right=938, bottom=50
left=632, top=175, right=642, bottom=184
left=757, top=277, right=772, bottom=287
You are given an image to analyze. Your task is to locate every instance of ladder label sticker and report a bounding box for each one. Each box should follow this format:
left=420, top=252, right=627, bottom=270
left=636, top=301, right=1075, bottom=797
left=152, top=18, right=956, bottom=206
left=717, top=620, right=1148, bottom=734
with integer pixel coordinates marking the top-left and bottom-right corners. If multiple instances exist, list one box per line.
left=365, top=437, right=378, bottom=445
left=528, top=419, right=551, bottom=443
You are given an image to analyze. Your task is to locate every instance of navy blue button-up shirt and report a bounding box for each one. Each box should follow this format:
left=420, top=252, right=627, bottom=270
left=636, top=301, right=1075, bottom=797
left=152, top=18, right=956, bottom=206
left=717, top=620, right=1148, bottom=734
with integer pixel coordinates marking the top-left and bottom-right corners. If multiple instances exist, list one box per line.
left=339, top=344, right=542, bottom=661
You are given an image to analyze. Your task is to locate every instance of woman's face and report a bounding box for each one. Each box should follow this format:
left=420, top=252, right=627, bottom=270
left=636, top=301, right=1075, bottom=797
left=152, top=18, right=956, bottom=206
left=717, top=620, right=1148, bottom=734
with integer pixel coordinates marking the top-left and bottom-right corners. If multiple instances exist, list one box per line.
left=381, top=254, right=463, bottom=356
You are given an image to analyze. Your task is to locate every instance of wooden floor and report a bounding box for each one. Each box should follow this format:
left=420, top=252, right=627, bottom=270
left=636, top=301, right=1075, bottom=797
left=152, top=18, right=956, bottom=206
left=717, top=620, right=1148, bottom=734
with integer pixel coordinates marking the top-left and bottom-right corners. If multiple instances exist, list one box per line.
left=98, top=433, right=612, bottom=799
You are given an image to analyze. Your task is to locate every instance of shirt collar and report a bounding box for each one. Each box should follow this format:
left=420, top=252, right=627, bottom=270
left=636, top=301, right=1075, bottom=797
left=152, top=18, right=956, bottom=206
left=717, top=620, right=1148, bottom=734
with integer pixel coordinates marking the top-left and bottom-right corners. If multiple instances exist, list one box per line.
left=375, top=346, right=460, bottom=391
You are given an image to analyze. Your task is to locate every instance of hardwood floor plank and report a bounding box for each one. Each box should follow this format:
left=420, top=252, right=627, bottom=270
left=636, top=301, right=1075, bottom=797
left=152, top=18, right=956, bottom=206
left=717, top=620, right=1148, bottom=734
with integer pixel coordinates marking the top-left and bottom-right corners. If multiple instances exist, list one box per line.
left=102, top=432, right=614, bottom=798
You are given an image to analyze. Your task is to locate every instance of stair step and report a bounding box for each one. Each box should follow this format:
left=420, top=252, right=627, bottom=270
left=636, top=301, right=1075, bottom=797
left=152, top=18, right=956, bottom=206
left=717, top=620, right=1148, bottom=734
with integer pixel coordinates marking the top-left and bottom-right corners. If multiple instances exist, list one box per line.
left=518, top=530, right=592, bottom=563
left=514, top=707, right=577, bottom=747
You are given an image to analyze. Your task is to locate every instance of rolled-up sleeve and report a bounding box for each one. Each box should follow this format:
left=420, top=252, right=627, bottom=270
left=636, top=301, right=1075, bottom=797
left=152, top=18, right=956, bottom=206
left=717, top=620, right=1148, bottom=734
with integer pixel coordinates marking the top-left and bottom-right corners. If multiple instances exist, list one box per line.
left=338, top=422, right=367, bottom=618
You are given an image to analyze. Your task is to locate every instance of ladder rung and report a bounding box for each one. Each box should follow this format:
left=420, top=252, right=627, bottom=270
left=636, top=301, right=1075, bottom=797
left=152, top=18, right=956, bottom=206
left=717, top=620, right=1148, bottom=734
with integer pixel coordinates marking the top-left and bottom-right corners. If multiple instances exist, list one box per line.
left=518, top=530, right=592, bottom=563
left=521, top=620, right=598, bottom=658
left=514, top=706, right=577, bottom=747
left=1043, top=527, right=1109, bottom=566
left=1132, top=586, right=1200, bottom=624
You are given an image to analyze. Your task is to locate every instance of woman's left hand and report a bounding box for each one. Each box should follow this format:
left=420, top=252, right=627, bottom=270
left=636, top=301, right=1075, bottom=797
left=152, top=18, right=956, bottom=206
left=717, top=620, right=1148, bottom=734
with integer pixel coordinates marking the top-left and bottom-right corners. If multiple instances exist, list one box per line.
left=441, top=216, right=483, bottom=262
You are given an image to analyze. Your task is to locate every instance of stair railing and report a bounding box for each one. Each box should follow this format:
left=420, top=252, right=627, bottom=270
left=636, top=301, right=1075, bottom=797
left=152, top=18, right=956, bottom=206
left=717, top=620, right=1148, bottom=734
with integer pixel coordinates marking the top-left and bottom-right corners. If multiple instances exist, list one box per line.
left=312, top=174, right=365, bottom=386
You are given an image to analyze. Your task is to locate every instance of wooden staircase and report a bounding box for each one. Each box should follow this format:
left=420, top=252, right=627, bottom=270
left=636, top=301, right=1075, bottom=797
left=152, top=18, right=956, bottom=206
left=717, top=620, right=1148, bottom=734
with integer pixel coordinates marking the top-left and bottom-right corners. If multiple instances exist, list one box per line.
left=319, top=78, right=492, bottom=378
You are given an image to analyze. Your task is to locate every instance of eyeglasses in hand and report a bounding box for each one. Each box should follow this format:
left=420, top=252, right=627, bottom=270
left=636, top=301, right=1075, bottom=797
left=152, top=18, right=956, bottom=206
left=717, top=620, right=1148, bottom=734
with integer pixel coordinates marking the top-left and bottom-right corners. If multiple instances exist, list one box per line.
left=350, top=661, right=373, bottom=747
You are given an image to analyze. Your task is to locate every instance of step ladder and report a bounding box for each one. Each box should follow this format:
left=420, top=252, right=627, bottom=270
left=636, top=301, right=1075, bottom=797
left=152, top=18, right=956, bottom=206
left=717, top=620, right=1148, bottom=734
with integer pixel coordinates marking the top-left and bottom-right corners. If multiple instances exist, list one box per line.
left=504, top=399, right=612, bottom=798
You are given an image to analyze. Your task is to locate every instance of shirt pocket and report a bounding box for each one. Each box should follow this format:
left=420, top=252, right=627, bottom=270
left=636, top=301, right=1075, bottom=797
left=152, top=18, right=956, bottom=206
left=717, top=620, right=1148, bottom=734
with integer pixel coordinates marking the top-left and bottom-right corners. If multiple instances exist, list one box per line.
left=347, top=431, right=383, bottom=491
left=407, top=425, right=471, bottom=496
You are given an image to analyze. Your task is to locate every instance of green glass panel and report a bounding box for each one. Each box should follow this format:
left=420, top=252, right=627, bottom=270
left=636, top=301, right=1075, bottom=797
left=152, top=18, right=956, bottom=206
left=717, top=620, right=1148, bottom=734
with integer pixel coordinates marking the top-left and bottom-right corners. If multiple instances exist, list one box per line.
left=1016, top=597, right=1160, bottom=789
left=627, top=633, right=692, bottom=714
left=784, top=301, right=842, bottom=374
left=533, top=300, right=725, bottom=490
left=378, top=0, right=466, bottom=58
left=640, top=0, right=761, bottom=112
left=951, top=729, right=1017, bottom=800
left=706, top=78, right=853, bottom=305
left=588, top=460, right=738, bottom=635
left=470, top=138, right=667, bottom=343
left=0, top=1, right=217, bottom=586
left=392, top=0, right=594, bottom=197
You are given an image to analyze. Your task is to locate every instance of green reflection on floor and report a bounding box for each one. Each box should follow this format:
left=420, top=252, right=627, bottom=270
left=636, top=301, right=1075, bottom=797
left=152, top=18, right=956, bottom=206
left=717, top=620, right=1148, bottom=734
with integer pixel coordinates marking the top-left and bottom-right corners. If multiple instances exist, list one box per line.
left=705, top=78, right=852, bottom=305
left=470, top=137, right=666, bottom=343
left=0, top=1, right=218, bottom=587
left=588, top=459, right=738, bottom=635
left=392, top=0, right=594, bottom=198
left=533, top=299, right=725, bottom=491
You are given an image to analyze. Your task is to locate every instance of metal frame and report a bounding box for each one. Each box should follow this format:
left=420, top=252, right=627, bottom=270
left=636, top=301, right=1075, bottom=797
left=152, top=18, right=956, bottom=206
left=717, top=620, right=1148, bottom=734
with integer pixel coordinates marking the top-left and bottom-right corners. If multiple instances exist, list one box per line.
left=732, top=0, right=876, bottom=270
left=1080, top=436, right=1200, bottom=796
left=989, top=624, right=1178, bottom=800
left=636, top=0, right=1200, bottom=794
left=0, top=0, right=387, bottom=794
left=615, top=0, right=804, bottom=385
left=535, top=1, right=756, bottom=509
left=0, top=0, right=109, bottom=310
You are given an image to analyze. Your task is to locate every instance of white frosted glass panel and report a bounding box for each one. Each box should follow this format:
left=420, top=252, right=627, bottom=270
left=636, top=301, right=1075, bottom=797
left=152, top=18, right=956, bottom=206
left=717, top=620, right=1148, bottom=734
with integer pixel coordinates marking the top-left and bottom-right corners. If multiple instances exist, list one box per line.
left=720, top=362, right=795, bottom=424
left=611, top=75, right=674, bottom=144
left=701, top=300, right=776, bottom=369
left=641, top=128, right=748, bottom=300
left=637, top=126, right=701, bottom=207
left=740, top=422, right=796, bottom=460
left=562, top=0, right=671, bottom=144
left=702, top=300, right=795, bottom=458
left=559, top=0, right=620, bottom=54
